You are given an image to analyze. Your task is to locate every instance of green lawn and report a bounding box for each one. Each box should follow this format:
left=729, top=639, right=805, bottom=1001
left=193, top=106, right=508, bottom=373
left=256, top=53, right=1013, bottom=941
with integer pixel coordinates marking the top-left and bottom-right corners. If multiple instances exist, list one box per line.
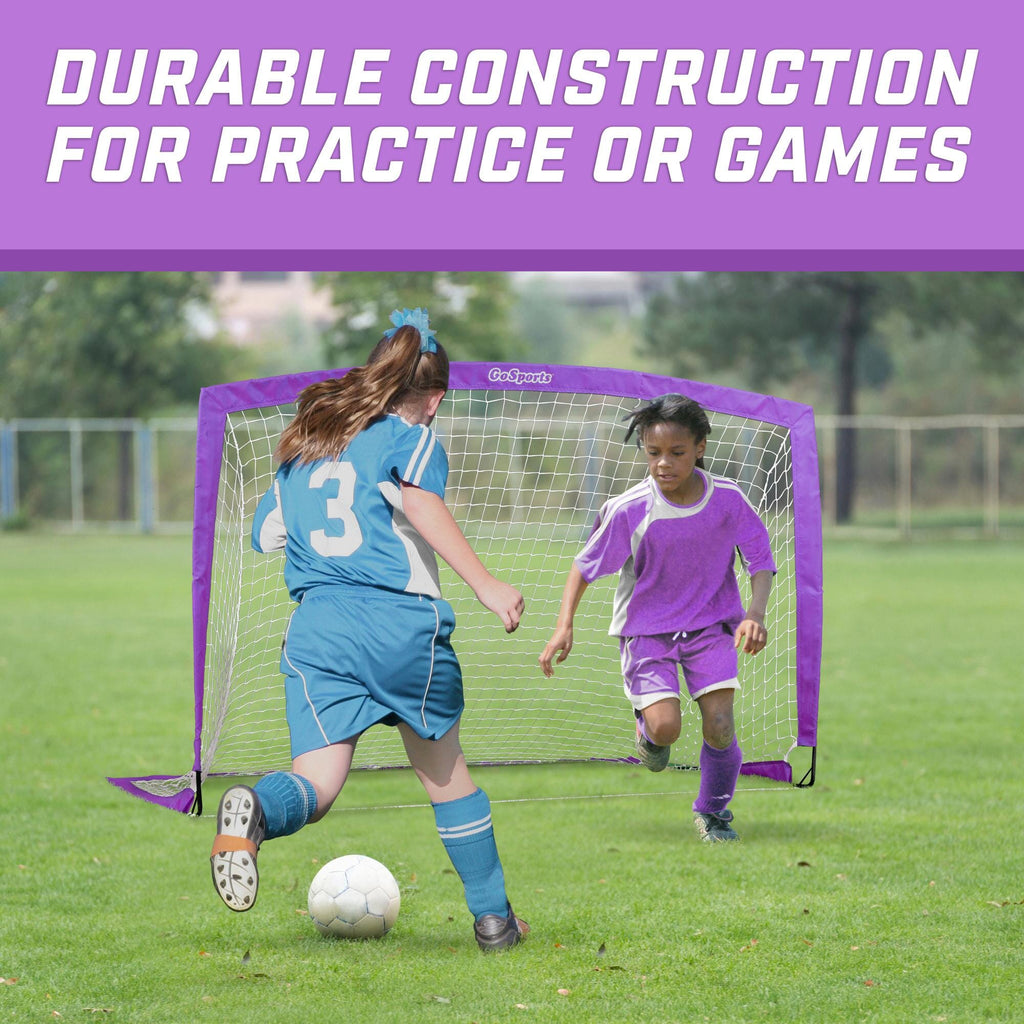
left=1, top=535, right=1021, bottom=1023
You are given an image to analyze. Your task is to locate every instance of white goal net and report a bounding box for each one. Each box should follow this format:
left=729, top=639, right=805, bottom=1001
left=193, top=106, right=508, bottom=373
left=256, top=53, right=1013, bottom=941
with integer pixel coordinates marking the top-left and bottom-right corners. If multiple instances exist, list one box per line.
left=109, top=363, right=822, bottom=813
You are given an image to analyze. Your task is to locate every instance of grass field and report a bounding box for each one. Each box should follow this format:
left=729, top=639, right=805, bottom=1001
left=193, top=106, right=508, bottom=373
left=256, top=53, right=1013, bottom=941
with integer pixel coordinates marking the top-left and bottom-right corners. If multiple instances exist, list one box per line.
left=1, top=535, right=1021, bottom=1023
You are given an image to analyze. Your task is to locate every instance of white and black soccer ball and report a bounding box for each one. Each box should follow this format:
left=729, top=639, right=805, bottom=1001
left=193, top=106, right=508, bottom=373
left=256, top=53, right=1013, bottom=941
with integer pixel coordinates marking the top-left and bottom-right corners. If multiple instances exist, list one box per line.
left=307, top=855, right=401, bottom=938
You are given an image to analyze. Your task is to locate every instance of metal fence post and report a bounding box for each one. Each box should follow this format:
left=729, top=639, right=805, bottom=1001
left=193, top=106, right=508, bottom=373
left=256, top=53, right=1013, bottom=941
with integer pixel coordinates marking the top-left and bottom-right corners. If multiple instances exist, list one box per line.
left=897, top=421, right=913, bottom=541
left=984, top=420, right=999, bottom=539
left=70, top=420, right=84, bottom=531
left=0, top=423, right=17, bottom=522
left=136, top=422, right=154, bottom=534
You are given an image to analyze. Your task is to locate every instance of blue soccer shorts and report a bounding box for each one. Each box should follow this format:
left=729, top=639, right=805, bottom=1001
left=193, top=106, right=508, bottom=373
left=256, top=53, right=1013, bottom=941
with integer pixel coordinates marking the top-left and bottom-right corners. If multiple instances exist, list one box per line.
left=280, top=584, right=464, bottom=759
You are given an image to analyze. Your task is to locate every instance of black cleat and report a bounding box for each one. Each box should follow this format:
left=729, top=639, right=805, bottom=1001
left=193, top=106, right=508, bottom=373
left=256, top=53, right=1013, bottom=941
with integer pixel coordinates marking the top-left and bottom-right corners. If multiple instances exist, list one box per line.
left=474, top=905, right=529, bottom=951
left=694, top=809, right=740, bottom=842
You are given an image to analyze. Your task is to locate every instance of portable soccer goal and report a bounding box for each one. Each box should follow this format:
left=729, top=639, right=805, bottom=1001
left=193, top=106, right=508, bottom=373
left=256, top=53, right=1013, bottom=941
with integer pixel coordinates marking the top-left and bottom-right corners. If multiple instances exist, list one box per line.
left=108, top=362, right=823, bottom=814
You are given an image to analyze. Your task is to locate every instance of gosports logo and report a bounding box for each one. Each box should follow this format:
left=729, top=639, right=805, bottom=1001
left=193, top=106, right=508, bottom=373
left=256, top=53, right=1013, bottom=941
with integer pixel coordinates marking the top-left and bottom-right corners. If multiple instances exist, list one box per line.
left=487, top=367, right=554, bottom=386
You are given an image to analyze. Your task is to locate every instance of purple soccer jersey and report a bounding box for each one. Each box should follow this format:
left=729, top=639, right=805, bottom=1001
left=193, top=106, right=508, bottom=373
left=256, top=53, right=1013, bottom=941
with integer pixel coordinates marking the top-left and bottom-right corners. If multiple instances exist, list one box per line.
left=575, top=469, right=777, bottom=638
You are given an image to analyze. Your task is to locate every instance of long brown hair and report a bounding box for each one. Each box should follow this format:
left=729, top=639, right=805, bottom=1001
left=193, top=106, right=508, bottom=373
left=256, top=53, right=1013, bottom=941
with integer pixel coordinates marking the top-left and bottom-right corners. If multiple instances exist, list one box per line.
left=274, top=324, right=450, bottom=464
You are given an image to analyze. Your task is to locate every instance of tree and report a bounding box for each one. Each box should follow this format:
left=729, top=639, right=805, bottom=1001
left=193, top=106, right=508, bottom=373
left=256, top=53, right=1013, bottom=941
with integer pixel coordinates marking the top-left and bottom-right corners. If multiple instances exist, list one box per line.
left=315, top=272, right=528, bottom=366
left=642, top=272, right=1024, bottom=523
left=0, top=271, right=238, bottom=517
left=0, top=272, right=236, bottom=417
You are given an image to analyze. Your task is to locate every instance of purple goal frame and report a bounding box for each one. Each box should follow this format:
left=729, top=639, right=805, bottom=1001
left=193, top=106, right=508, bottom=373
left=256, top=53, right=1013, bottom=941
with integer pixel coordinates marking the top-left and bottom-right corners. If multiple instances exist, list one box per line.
left=108, top=362, right=823, bottom=812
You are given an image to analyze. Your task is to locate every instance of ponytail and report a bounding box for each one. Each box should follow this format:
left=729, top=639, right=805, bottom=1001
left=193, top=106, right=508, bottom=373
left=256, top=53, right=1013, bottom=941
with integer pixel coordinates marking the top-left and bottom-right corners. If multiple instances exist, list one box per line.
left=275, top=320, right=449, bottom=465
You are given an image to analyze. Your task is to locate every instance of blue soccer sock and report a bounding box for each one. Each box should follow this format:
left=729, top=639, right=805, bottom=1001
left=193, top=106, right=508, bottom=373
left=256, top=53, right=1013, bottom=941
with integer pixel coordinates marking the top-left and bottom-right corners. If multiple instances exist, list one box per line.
left=693, top=737, right=743, bottom=815
left=253, top=772, right=318, bottom=840
left=433, top=788, right=508, bottom=920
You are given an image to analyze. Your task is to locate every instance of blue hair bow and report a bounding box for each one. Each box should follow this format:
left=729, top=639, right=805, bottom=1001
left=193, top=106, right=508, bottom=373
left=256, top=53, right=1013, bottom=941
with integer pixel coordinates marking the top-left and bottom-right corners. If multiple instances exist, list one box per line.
left=384, top=307, right=437, bottom=353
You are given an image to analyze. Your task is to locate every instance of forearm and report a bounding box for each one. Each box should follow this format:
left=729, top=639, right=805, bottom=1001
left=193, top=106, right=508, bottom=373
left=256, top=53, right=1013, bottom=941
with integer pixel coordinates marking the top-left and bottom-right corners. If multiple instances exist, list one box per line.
left=538, top=563, right=589, bottom=675
left=746, top=570, right=774, bottom=621
left=556, top=563, right=589, bottom=627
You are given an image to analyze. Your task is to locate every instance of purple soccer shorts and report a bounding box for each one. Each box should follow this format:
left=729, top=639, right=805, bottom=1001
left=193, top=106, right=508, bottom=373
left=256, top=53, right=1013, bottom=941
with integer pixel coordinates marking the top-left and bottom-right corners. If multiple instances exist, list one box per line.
left=619, top=623, right=740, bottom=710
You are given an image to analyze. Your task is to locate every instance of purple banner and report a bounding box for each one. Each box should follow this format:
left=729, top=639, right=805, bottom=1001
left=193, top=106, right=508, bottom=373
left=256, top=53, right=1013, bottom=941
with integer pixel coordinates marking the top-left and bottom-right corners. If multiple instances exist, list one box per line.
left=2, top=0, right=1018, bottom=268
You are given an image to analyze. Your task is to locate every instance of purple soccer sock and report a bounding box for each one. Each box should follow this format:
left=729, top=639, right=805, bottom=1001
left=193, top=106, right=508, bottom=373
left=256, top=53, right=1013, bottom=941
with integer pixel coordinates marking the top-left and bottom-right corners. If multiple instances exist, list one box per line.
left=634, top=709, right=658, bottom=745
left=693, top=737, right=742, bottom=815
left=635, top=711, right=651, bottom=744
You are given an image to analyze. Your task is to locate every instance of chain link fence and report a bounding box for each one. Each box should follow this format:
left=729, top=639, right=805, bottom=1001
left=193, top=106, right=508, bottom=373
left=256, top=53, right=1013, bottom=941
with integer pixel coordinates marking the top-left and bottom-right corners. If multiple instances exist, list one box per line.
left=817, top=414, right=1024, bottom=539
left=0, top=418, right=196, bottom=532
left=2, top=414, right=1024, bottom=538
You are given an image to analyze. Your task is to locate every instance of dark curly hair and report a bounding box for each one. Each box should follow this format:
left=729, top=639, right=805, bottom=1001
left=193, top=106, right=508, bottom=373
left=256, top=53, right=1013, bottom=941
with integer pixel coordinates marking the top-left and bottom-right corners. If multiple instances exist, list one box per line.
left=622, top=393, right=711, bottom=468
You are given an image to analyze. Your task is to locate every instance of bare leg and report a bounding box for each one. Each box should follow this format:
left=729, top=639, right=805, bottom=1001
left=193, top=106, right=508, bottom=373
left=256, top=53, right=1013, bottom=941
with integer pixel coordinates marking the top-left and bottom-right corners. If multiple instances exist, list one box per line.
left=692, top=687, right=742, bottom=833
left=398, top=721, right=477, bottom=803
left=292, top=737, right=359, bottom=822
left=639, top=696, right=682, bottom=747
left=400, top=721, right=524, bottom=945
left=695, top=688, right=736, bottom=748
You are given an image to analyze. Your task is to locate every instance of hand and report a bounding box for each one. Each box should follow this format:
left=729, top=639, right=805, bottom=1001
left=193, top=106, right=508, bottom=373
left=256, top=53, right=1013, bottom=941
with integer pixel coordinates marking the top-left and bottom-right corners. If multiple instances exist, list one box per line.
left=538, top=626, right=573, bottom=677
left=477, top=579, right=525, bottom=633
left=734, top=617, right=768, bottom=655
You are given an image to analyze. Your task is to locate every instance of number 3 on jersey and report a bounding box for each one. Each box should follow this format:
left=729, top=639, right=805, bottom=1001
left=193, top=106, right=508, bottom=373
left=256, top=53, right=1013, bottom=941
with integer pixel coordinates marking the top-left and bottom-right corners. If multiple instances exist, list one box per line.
left=309, top=461, right=364, bottom=557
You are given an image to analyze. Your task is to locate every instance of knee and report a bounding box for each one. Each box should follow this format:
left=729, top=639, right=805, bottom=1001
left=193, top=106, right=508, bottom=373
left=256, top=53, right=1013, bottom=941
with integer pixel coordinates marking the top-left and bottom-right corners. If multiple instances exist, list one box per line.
left=702, top=715, right=735, bottom=749
left=641, top=699, right=682, bottom=747
left=697, top=690, right=736, bottom=749
left=647, top=718, right=682, bottom=747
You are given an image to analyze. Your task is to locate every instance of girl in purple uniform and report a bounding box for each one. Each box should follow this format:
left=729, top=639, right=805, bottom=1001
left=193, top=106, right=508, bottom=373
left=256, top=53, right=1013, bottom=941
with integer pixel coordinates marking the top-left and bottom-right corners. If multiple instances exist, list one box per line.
left=539, top=394, right=775, bottom=842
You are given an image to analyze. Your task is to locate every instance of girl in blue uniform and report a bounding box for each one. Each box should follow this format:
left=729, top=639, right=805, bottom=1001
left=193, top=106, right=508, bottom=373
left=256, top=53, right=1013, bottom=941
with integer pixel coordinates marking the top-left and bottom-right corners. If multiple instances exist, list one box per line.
left=210, top=309, right=527, bottom=950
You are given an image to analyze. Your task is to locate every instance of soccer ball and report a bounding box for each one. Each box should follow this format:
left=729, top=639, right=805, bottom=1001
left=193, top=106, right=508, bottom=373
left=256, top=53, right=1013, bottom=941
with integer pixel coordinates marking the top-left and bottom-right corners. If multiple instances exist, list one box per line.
left=307, top=855, right=401, bottom=939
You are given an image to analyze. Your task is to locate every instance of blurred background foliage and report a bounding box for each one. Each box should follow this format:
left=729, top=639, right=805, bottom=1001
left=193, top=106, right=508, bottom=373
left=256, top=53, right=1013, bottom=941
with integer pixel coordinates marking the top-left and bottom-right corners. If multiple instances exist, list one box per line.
left=3, top=270, right=1022, bottom=421
left=0, top=272, right=237, bottom=419
left=2, top=269, right=1023, bottom=526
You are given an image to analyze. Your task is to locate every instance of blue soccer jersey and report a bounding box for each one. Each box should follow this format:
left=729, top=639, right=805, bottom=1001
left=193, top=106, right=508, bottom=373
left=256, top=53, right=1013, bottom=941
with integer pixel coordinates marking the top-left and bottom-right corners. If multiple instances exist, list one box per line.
left=252, top=413, right=449, bottom=600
